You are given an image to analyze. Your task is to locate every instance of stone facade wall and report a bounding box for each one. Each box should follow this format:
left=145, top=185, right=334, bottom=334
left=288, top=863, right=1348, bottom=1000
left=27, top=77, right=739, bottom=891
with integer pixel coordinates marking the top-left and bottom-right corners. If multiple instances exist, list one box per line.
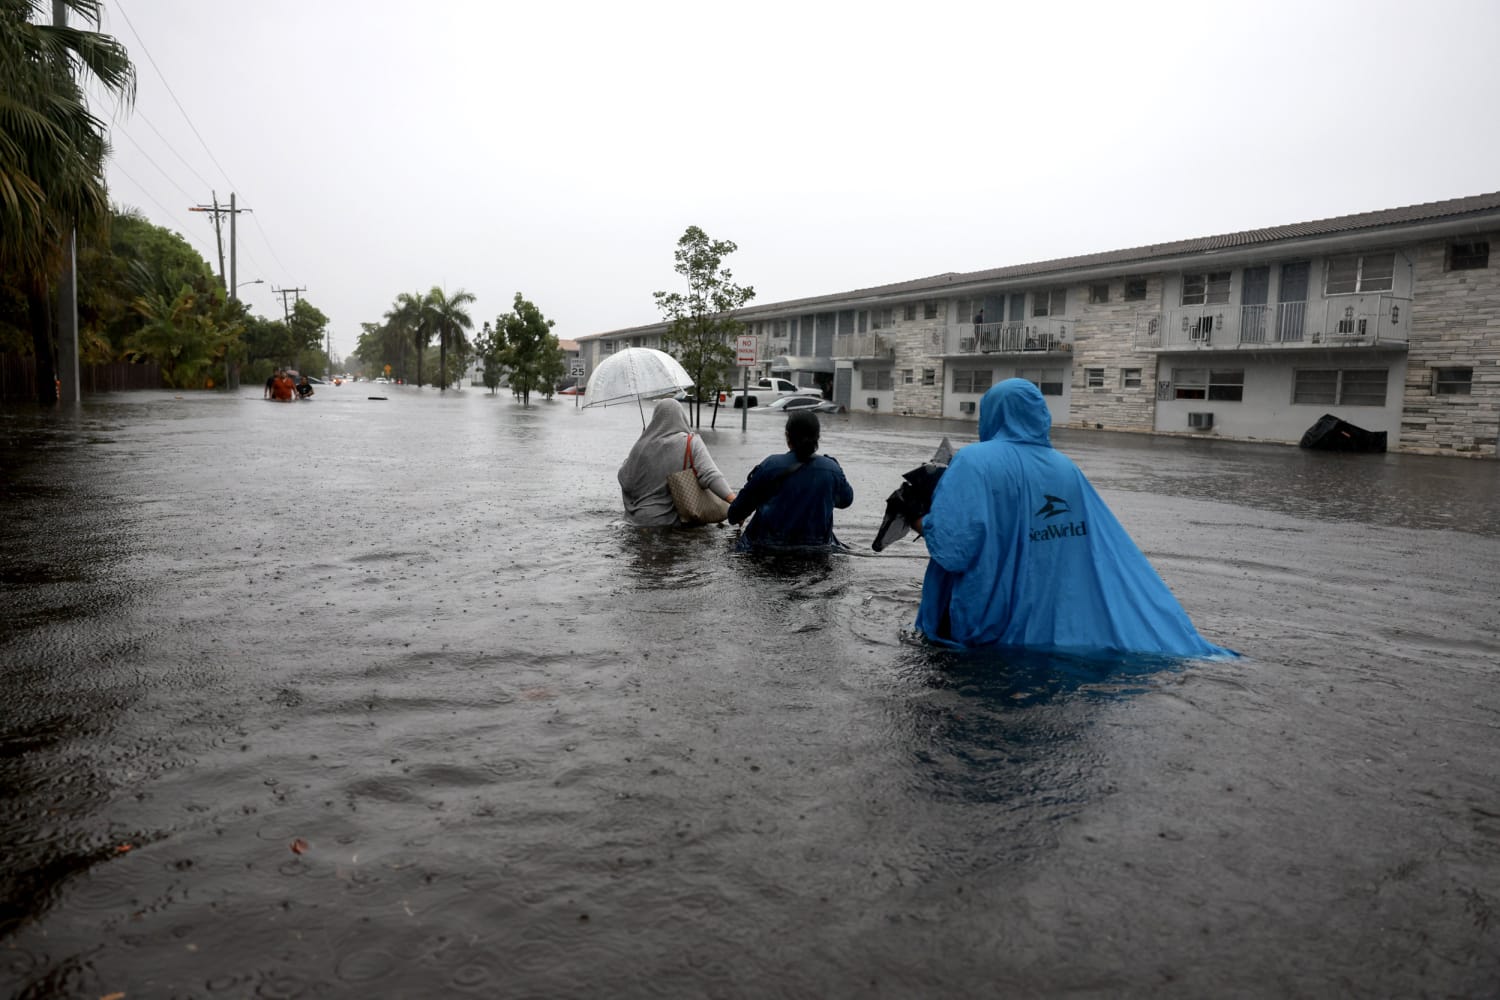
left=1399, top=237, right=1500, bottom=456
left=1065, top=275, right=1163, bottom=431
left=887, top=316, right=945, bottom=417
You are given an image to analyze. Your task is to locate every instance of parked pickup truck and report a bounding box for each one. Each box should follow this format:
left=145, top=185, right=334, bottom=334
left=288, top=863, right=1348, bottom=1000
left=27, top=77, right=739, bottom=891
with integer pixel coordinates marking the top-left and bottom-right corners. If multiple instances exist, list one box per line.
left=719, top=377, right=824, bottom=409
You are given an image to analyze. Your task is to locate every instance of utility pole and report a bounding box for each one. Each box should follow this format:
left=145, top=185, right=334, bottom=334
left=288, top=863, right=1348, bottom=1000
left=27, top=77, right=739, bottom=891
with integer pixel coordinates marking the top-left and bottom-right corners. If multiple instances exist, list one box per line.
left=272, top=286, right=306, bottom=324
left=190, top=194, right=251, bottom=390
left=189, top=193, right=229, bottom=291
left=54, top=1, right=79, bottom=405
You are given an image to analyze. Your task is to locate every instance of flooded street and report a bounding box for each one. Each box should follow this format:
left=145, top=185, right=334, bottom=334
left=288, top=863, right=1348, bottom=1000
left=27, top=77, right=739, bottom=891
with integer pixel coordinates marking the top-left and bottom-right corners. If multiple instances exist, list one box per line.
left=3, top=386, right=1499, bottom=998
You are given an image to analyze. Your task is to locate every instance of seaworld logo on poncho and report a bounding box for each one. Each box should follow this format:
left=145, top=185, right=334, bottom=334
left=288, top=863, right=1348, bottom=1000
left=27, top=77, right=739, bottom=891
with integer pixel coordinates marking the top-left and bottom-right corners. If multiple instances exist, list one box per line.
left=1030, top=494, right=1086, bottom=542
left=1030, top=519, right=1088, bottom=542
left=1034, top=494, right=1070, bottom=519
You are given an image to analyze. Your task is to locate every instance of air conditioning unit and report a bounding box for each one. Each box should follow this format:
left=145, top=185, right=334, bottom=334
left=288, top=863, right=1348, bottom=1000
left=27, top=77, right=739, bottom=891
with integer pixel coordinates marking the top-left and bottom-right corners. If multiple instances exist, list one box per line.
left=959, top=401, right=976, bottom=414
left=867, top=397, right=879, bottom=409
left=1188, top=412, right=1214, bottom=430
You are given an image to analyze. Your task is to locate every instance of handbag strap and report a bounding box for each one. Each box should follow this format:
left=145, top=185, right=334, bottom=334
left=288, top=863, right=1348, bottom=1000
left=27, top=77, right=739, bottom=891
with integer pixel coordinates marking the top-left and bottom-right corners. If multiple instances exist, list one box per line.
left=682, top=434, right=696, bottom=474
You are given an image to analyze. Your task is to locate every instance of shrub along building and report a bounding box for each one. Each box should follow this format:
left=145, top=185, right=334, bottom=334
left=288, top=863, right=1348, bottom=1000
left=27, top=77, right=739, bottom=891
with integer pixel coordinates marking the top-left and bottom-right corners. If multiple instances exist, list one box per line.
left=576, top=192, right=1499, bottom=458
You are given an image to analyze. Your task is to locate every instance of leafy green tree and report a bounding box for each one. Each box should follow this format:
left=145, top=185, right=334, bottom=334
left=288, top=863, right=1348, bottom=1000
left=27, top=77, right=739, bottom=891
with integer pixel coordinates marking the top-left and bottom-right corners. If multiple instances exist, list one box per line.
left=286, top=298, right=328, bottom=371
left=76, top=206, right=214, bottom=363
left=653, top=225, right=755, bottom=426
left=1, top=0, right=135, bottom=402
left=352, top=319, right=406, bottom=381
left=124, top=275, right=242, bottom=388
left=473, top=320, right=504, bottom=394
left=494, top=293, right=562, bottom=406
left=423, top=285, right=475, bottom=391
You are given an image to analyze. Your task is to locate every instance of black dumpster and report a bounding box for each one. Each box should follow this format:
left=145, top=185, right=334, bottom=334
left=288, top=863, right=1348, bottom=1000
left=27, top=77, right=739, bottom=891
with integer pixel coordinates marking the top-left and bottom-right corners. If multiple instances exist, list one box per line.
left=1299, top=414, right=1388, bottom=453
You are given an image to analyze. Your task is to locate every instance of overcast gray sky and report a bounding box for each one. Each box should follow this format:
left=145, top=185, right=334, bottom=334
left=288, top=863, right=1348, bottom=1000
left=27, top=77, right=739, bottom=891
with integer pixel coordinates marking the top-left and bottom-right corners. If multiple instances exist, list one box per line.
left=95, top=0, right=1500, bottom=363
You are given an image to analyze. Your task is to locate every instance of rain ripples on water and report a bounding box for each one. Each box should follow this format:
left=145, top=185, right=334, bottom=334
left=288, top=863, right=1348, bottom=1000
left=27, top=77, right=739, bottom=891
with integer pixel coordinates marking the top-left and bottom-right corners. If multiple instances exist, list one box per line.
left=2, top=388, right=1498, bottom=997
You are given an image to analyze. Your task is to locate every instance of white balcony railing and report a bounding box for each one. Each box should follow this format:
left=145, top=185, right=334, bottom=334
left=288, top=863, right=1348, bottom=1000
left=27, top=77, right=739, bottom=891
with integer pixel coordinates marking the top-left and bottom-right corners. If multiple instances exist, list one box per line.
left=832, top=333, right=895, bottom=360
left=1135, top=296, right=1411, bottom=350
left=948, top=318, right=1074, bottom=355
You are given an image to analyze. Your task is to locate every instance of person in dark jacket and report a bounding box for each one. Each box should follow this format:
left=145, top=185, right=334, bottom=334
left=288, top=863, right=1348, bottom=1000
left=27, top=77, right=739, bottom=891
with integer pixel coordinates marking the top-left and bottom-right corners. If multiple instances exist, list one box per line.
left=728, top=410, right=853, bottom=552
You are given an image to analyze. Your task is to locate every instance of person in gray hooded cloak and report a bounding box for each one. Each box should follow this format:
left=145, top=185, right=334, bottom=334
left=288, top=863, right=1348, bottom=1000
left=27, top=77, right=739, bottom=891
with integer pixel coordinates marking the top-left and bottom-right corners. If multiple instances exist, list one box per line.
left=617, top=399, right=736, bottom=526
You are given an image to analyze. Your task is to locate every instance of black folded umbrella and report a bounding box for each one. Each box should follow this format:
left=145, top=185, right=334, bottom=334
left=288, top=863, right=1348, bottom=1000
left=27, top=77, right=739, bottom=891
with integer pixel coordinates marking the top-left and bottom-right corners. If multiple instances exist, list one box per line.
left=872, top=438, right=953, bottom=552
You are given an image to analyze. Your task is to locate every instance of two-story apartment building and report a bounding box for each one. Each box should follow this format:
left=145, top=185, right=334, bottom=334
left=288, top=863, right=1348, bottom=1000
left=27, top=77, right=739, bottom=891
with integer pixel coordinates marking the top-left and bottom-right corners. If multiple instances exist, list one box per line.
left=575, top=192, right=1499, bottom=457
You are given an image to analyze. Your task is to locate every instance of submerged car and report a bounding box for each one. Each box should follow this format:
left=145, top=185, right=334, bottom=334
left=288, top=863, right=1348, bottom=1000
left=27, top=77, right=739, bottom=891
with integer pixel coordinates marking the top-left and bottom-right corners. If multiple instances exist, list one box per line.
left=755, top=395, right=841, bottom=413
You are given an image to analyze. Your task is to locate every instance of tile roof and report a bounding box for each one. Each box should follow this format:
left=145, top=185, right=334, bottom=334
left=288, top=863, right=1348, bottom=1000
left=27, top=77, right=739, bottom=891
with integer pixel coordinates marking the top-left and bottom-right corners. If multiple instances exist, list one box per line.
left=583, top=191, right=1500, bottom=337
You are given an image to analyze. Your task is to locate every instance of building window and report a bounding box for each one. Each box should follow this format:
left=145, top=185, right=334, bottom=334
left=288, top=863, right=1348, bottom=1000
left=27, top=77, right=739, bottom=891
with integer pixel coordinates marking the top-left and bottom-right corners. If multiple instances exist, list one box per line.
left=1173, top=368, right=1207, bottom=399
left=872, top=308, right=893, bottom=330
left=1182, top=272, right=1231, bottom=306
left=921, top=368, right=936, bottom=386
left=1121, top=367, right=1142, bottom=389
left=1207, top=369, right=1244, bottom=401
left=1433, top=367, right=1473, bottom=395
left=860, top=368, right=893, bottom=391
left=952, top=368, right=993, bottom=393
left=901, top=369, right=914, bottom=385
left=1085, top=367, right=1105, bottom=388
left=1293, top=369, right=1337, bottom=404
left=1018, top=368, right=1063, bottom=396
left=1325, top=252, right=1395, bottom=294
left=903, top=303, right=917, bottom=322
left=1088, top=283, right=1109, bottom=304
left=1294, top=368, right=1390, bottom=405
left=1124, top=277, right=1148, bottom=301
left=1171, top=368, right=1241, bottom=400
left=1033, top=289, right=1066, bottom=317
left=923, top=300, right=939, bottom=320
left=1447, top=241, right=1490, bottom=271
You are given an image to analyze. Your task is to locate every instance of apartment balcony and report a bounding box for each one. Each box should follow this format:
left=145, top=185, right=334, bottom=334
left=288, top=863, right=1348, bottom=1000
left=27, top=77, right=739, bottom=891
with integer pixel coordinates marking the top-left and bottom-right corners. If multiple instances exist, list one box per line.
left=832, top=333, right=895, bottom=360
left=1134, top=296, right=1411, bottom=352
left=946, top=319, right=1074, bottom=357
left=757, top=339, right=789, bottom=362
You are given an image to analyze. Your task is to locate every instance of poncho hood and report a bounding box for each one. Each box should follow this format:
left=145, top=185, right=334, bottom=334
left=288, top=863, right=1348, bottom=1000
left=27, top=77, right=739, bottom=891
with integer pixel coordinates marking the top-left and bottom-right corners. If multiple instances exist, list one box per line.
left=979, top=378, right=1052, bottom=446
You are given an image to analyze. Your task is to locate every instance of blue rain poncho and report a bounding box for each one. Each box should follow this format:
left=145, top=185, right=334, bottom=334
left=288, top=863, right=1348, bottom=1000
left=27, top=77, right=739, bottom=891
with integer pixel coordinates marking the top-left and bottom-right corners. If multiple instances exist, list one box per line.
left=916, top=378, right=1234, bottom=658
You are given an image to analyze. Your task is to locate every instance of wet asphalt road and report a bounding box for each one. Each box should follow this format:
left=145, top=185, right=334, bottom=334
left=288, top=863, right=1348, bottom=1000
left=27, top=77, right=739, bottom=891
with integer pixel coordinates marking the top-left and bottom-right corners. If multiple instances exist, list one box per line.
left=2, top=385, right=1498, bottom=998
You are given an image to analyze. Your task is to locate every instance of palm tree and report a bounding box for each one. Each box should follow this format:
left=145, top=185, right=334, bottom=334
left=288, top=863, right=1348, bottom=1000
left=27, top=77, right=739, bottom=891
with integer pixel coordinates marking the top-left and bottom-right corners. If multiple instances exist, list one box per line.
left=423, top=285, right=475, bottom=391
left=1, top=0, right=135, bottom=402
left=383, top=290, right=427, bottom=385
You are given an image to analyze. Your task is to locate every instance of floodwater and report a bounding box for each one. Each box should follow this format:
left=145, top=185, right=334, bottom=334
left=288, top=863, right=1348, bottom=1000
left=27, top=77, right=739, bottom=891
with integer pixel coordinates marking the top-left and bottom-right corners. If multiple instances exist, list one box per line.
left=2, top=386, right=1498, bottom=999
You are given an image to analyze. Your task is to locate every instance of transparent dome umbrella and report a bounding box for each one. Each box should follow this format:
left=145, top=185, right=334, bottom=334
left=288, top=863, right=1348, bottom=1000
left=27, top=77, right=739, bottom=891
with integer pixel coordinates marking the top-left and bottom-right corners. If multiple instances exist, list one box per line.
left=583, top=348, right=694, bottom=424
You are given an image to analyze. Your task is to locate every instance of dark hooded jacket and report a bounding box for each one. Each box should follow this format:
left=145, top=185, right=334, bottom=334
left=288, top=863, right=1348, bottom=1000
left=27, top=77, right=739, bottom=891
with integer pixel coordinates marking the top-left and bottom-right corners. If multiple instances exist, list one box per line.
left=916, top=378, right=1233, bottom=657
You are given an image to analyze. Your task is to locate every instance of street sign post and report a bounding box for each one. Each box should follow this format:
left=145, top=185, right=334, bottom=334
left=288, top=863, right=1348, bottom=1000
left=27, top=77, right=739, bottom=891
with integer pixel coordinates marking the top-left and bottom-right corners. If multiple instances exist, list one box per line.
left=736, top=336, right=758, bottom=431
left=568, top=359, right=587, bottom=407
left=736, top=335, right=757, bottom=367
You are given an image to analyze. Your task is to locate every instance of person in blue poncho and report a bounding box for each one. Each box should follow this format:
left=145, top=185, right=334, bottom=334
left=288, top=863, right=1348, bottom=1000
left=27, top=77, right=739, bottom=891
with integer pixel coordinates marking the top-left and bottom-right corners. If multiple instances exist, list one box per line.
left=917, top=378, right=1234, bottom=658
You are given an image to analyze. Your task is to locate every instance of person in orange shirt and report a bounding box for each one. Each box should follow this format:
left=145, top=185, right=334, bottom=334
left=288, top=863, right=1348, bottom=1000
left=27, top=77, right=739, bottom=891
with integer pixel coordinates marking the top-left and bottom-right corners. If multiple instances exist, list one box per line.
left=271, top=371, right=296, bottom=401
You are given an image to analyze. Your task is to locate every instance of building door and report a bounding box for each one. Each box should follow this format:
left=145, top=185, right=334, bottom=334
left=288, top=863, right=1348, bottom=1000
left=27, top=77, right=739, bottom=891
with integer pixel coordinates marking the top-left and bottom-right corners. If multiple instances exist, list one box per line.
left=834, top=368, right=852, bottom=409
left=1241, top=266, right=1269, bottom=343
left=1277, top=261, right=1310, bottom=342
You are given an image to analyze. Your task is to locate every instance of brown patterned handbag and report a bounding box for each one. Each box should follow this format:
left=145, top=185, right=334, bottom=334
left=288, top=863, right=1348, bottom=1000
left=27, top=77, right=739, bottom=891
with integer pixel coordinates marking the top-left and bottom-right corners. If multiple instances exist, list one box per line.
left=666, top=435, right=730, bottom=525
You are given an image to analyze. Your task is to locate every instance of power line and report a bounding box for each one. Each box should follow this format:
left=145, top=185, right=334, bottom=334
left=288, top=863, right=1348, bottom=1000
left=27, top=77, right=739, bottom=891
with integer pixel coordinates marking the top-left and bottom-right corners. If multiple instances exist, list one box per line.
left=110, top=126, right=196, bottom=203
left=131, top=108, right=216, bottom=192
left=108, top=161, right=217, bottom=258
left=108, top=2, right=299, bottom=305
left=113, top=0, right=237, bottom=193
left=250, top=214, right=294, bottom=285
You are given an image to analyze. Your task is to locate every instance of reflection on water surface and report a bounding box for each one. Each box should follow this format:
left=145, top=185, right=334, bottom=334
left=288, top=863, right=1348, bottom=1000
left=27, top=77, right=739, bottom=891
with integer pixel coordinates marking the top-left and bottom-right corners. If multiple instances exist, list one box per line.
left=1, top=389, right=1497, bottom=997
